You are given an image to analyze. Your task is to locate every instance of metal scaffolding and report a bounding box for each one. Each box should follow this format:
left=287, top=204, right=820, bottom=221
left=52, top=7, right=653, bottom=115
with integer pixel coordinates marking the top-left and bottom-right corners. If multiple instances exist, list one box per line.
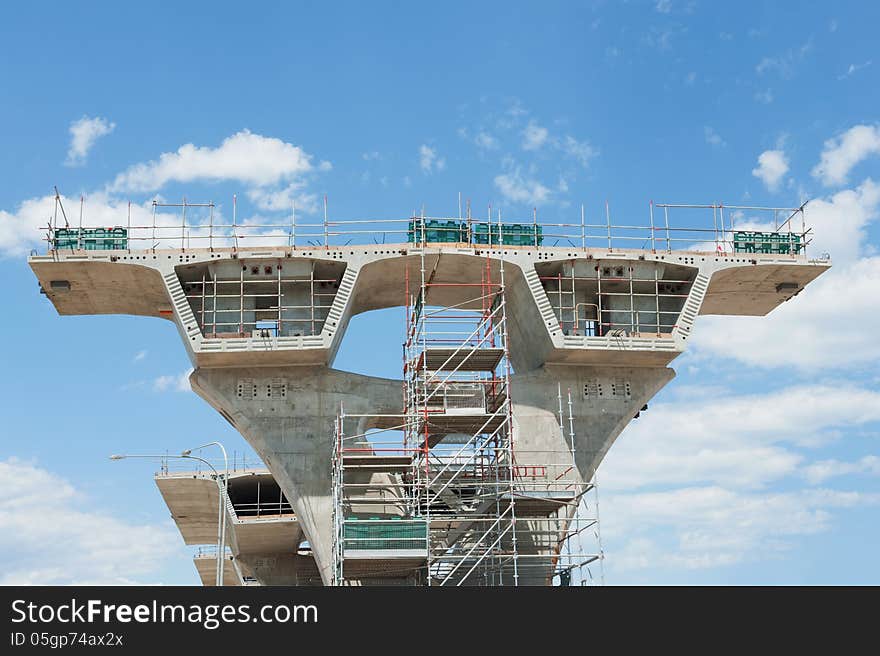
left=537, top=260, right=697, bottom=337
left=330, top=217, right=604, bottom=586
left=176, top=260, right=344, bottom=338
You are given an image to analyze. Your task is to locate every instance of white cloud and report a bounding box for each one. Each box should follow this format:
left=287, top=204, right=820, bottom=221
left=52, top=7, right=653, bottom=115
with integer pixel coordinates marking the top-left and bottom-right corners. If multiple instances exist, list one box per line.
left=601, top=486, right=876, bottom=573
left=692, top=179, right=880, bottom=371
left=110, top=130, right=317, bottom=193
left=1, top=130, right=330, bottom=256
left=643, top=25, right=684, bottom=52
left=559, top=135, right=598, bottom=168
left=704, top=126, right=726, bottom=147
left=838, top=61, right=872, bottom=80
left=522, top=122, right=549, bottom=151
left=505, top=99, right=528, bottom=120
left=755, top=41, right=812, bottom=78
left=812, top=124, right=880, bottom=186
left=600, top=384, right=880, bottom=491
left=756, top=57, right=779, bottom=75
left=804, top=456, right=880, bottom=484
left=245, top=182, right=318, bottom=214
left=494, top=101, right=528, bottom=131
left=751, top=149, right=789, bottom=190
left=694, top=256, right=880, bottom=370
left=0, top=458, right=182, bottom=584
left=473, top=100, right=595, bottom=172
left=494, top=167, right=551, bottom=206
left=519, top=120, right=597, bottom=169
left=754, top=88, right=774, bottom=104
left=418, top=144, right=446, bottom=173
left=800, top=178, right=880, bottom=262
left=0, top=195, right=57, bottom=256
left=0, top=193, right=210, bottom=257
left=66, top=116, right=115, bottom=166
left=362, top=151, right=380, bottom=161
left=599, top=380, right=880, bottom=575
left=153, top=369, right=193, bottom=393
left=474, top=131, right=498, bottom=150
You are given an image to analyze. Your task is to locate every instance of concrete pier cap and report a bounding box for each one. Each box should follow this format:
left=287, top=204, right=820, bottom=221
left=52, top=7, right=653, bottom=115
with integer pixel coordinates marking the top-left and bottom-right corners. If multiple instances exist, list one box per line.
left=31, top=221, right=829, bottom=584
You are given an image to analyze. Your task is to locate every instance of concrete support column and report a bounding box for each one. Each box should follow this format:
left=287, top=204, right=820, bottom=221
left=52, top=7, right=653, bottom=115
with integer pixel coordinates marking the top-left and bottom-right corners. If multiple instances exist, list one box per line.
left=191, top=363, right=672, bottom=586
left=191, top=366, right=401, bottom=585
left=511, top=364, right=675, bottom=483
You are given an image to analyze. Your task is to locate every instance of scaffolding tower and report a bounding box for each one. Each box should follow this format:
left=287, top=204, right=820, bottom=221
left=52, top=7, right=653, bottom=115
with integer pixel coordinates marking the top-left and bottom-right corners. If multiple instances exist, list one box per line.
left=331, top=219, right=604, bottom=586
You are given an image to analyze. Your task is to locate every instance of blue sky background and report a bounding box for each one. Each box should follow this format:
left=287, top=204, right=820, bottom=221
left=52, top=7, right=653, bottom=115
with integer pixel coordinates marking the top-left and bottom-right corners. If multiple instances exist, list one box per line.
left=1, top=0, right=879, bottom=584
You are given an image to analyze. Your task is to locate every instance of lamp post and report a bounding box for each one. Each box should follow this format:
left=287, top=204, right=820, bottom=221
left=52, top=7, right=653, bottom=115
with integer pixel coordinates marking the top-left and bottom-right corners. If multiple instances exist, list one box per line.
left=181, top=442, right=229, bottom=587
left=109, top=448, right=228, bottom=586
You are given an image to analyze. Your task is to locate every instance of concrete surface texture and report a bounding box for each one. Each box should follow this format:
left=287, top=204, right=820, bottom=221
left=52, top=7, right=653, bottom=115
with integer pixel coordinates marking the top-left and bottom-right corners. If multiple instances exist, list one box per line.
left=31, top=240, right=830, bottom=585
left=156, top=469, right=321, bottom=585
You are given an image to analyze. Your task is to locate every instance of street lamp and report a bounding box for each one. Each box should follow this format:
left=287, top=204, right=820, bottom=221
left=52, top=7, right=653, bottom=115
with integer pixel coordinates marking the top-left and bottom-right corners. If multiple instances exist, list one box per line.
left=180, top=442, right=228, bottom=588
left=109, top=448, right=228, bottom=586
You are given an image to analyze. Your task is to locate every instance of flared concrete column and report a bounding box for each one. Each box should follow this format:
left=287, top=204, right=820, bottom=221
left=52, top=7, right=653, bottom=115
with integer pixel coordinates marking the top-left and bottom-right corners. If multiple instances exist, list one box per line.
left=511, top=364, right=675, bottom=483
left=191, top=366, right=401, bottom=585
left=505, top=364, right=674, bottom=584
left=190, top=363, right=672, bottom=586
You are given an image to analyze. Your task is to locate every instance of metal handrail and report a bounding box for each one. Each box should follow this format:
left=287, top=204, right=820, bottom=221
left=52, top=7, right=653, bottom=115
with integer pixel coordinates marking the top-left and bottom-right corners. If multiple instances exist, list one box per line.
left=42, top=195, right=812, bottom=256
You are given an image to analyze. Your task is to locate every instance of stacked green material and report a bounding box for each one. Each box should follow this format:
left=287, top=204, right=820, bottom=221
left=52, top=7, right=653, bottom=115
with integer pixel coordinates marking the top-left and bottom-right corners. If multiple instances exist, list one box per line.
left=53, top=227, right=128, bottom=250
left=733, top=231, right=802, bottom=255
left=472, top=222, right=543, bottom=246
left=772, top=232, right=802, bottom=254
left=406, top=219, right=544, bottom=246
left=407, top=219, right=466, bottom=243
left=343, top=517, right=427, bottom=550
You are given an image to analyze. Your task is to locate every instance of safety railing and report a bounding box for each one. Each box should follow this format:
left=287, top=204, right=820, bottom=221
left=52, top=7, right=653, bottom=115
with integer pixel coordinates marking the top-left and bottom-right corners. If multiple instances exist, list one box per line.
left=231, top=500, right=295, bottom=518
left=181, top=271, right=339, bottom=338
left=416, top=380, right=508, bottom=414
left=154, top=454, right=266, bottom=476
left=540, top=266, right=695, bottom=337
left=194, top=546, right=231, bottom=559
left=41, top=195, right=813, bottom=255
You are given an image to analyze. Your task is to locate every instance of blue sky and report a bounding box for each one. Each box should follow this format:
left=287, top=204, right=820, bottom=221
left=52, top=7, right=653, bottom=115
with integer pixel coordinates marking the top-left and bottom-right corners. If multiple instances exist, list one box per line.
left=1, top=0, right=879, bottom=584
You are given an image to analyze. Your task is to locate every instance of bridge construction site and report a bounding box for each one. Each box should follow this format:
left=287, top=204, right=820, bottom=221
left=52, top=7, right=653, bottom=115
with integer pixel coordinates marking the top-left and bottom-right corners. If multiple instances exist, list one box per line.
left=331, top=237, right=601, bottom=585
left=30, top=195, right=830, bottom=585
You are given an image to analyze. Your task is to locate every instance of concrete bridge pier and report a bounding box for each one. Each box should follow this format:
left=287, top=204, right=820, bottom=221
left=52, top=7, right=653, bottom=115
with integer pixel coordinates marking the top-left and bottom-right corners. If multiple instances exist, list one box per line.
left=191, top=366, right=401, bottom=585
